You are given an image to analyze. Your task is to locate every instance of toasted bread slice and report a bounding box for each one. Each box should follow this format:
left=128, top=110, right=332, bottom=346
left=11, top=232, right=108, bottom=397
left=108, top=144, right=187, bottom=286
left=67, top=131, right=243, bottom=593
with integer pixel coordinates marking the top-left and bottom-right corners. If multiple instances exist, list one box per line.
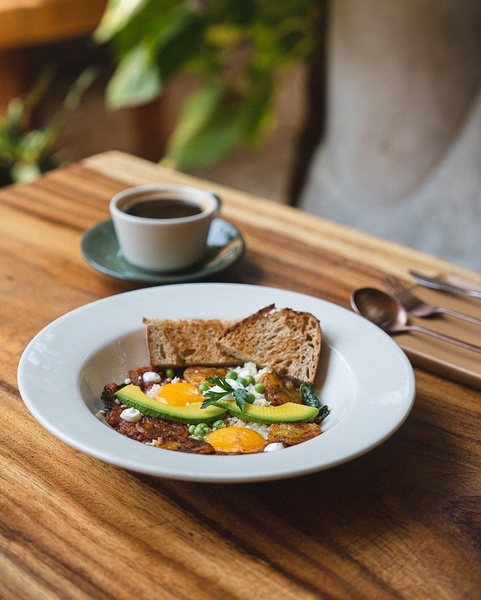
left=143, top=318, right=237, bottom=367
left=219, top=304, right=321, bottom=383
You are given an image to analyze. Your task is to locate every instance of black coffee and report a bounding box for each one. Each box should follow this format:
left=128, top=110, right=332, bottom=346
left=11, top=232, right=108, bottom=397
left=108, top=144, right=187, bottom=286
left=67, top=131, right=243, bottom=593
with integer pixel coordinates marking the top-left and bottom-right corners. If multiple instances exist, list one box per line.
left=124, top=198, right=203, bottom=219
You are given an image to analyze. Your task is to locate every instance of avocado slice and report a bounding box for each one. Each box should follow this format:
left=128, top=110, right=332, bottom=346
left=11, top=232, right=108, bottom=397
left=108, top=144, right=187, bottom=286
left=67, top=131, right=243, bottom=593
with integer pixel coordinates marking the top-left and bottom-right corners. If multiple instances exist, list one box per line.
left=114, top=384, right=227, bottom=424
left=216, top=400, right=319, bottom=425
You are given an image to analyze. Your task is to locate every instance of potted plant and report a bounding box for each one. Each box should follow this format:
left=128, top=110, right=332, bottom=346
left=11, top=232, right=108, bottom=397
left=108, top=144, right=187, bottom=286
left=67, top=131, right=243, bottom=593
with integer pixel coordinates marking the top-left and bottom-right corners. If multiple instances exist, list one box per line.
left=0, top=67, right=97, bottom=187
left=94, top=0, right=324, bottom=174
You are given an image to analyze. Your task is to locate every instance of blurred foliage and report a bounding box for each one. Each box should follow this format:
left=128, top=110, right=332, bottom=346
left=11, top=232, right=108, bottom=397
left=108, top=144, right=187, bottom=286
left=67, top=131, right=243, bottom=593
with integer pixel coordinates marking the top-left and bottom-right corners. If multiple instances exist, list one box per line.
left=95, top=0, right=321, bottom=169
left=0, top=67, right=97, bottom=187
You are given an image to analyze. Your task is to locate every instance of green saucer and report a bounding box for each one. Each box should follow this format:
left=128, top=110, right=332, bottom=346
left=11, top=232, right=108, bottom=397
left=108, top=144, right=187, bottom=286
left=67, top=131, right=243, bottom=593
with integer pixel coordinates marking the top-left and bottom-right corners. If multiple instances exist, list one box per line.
left=81, top=218, right=245, bottom=284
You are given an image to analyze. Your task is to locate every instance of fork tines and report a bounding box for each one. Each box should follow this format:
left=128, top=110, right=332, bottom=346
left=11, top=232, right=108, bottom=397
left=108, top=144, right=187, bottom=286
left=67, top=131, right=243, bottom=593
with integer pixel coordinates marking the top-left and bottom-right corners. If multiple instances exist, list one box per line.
left=381, top=275, right=419, bottom=311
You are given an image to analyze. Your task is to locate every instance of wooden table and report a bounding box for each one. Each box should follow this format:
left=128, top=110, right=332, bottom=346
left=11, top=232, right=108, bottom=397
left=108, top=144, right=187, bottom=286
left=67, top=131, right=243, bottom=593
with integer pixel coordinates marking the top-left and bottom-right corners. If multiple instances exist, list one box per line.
left=2, top=151, right=481, bottom=599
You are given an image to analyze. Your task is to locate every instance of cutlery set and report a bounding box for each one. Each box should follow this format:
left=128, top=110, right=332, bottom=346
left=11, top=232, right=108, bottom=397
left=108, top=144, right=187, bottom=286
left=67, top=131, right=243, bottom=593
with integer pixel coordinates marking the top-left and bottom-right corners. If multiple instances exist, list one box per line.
left=351, top=272, right=481, bottom=354
left=381, top=275, right=481, bottom=325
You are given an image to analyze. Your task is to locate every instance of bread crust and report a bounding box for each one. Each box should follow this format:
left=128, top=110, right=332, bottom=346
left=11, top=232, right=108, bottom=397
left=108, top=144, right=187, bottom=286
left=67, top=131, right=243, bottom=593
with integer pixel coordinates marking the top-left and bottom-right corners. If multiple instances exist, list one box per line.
left=219, top=305, right=321, bottom=383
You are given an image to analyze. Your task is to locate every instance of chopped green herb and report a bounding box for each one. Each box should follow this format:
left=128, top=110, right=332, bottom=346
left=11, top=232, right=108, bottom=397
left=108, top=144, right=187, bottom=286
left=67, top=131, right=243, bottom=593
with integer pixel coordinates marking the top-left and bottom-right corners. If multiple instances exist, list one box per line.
left=201, top=376, right=250, bottom=411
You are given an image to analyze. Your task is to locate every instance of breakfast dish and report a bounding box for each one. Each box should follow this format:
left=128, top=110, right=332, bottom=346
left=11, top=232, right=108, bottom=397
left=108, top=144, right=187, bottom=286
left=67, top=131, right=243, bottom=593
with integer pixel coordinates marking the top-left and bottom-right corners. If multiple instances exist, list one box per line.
left=81, top=217, right=244, bottom=283
left=100, top=306, right=328, bottom=455
left=17, top=283, right=416, bottom=483
left=100, top=362, right=328, bottom=455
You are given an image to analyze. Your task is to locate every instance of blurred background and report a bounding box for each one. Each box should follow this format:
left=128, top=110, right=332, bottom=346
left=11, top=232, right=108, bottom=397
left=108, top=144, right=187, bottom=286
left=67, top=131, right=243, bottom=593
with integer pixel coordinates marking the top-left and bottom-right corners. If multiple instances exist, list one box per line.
left=0, top=0, right=316, bottom=202
left=1, top=0, right=480, bottom=271
left=40, top=47, right=305, bottom=204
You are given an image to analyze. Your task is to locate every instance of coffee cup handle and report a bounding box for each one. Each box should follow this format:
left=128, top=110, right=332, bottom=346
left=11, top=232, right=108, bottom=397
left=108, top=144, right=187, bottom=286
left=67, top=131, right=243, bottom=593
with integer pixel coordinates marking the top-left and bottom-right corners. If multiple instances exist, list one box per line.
left=212, top=193, right=221, bottom=218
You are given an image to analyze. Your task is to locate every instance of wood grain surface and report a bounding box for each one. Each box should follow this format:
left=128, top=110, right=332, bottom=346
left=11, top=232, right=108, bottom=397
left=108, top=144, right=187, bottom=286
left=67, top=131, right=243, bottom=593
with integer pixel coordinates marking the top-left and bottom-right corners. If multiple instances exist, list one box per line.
left=1, top=151, right=481, bottom=599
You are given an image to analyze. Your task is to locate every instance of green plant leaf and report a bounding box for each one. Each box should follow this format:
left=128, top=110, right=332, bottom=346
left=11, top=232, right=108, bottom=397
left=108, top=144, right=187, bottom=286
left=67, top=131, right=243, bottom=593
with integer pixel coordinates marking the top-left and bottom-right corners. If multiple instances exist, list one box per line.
left=165, top=83, right=245, bottom=168
left=153, top=12, right=205, bottom=82
left=42, top=67, right=98, bottom=149
left=170, top=82, right=224, bottom=142
left=0, top=66, right=96, bottom=186
left=106, top=42, right=162, bottom=108
left=20, top=67, right=56, bottom=117
left=94, top=0, right=149, bottom=43
left=238, top=73, right=276, bottom=144
left=18, top=130, right=49, bottom=161
left=96, top=0, right=323, bottom=168
left=5, top=99, right=26, bottom=143
left=11, top=162, right=42, bottom=184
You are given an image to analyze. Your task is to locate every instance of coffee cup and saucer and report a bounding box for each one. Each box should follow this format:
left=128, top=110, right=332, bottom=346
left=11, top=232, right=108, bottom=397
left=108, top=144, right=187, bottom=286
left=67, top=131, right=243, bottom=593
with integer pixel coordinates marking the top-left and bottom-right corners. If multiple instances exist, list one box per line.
left=81, top=184, right=245, bottom=284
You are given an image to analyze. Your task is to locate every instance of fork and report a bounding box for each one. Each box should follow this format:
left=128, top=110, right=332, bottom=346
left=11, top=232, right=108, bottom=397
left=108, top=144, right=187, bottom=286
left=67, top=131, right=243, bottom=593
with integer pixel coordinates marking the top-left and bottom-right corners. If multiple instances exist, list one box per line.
left=382, top=275, right=481, bottom=326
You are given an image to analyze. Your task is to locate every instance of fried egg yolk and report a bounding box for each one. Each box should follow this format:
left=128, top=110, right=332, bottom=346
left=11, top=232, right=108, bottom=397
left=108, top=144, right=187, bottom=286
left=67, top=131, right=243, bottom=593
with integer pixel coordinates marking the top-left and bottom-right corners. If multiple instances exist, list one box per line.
left=153, top=382, right=201, bottom=406
left=205, top=427, right=266, bottom=454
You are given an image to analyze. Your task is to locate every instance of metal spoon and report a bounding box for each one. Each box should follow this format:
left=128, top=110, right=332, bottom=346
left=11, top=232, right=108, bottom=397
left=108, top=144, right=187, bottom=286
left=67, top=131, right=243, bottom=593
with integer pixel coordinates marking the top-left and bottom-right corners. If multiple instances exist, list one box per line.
left=350, top=287, right=481, bottom=354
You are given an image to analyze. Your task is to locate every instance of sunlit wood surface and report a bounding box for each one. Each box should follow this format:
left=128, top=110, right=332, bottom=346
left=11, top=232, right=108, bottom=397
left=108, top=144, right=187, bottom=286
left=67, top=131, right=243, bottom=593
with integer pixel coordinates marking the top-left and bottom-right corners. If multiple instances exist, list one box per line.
left=1, top=151, right=481, bottom=599
left=0, top=0, right=107, bottom=49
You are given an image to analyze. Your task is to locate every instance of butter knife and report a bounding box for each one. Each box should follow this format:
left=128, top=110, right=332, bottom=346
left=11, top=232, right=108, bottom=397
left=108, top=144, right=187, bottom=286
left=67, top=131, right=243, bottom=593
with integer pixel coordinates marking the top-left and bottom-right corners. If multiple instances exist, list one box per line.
left=409, top=271, right=481, bottom=299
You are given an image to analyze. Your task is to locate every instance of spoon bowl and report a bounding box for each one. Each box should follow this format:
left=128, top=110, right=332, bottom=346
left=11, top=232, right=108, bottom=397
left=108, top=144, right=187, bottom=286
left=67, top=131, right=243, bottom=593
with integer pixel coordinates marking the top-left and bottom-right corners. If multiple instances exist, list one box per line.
left=350, top=287, right=408, bottom=331
left=350, top=287, right=481, bottom=354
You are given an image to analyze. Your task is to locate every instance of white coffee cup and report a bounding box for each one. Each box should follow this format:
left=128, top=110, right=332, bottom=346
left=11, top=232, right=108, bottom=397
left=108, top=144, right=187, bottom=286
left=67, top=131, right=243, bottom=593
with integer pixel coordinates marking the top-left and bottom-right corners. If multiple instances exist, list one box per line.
left=110, top=184, right=220, bottom=272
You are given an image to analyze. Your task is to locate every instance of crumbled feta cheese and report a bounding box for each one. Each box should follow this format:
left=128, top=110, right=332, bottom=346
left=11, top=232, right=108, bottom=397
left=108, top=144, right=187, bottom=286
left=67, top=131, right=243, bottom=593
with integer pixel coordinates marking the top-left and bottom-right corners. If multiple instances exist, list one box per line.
left=257, top=367, right=272, bottom=379
left=120, top=407, right=142, bottom=422
left=235, top=362, right=257, bottom=379
left=226, top=417, right=269, bottom=439
left=142, top=371, right=161, bottom=383
left=146, top=383, right=161, bottom=398
left=264, top=443, right=284, bottom=452
left=252, top=393, right=270, bottom=407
